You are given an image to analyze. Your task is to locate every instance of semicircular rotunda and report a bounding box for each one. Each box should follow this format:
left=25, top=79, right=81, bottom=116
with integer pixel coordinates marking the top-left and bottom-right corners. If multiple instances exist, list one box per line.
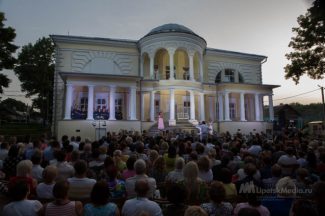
left=51, top=23, right=279, bottom=140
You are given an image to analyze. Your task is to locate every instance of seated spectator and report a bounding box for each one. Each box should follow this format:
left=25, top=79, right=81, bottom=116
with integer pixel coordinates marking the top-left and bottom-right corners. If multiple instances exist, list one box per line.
left=31, top=150, right=44, bottom=182
left=149, top=156, right=167, bottom=184
left=88, top=149, right=104, bottom=179
left=113, top=150, right=126, bottom=172
left=200, top=181, right=233, bottom=216
left=184, top=206, right=208, bottom=216
left=237, top=208, right=260, bottom=216
left=179, top=161, right=208, bottom=205
left=234, top=192, right=270, bottom=216
left=165, top=157, right=185, bottom=183
left=236, top=163, right=262, bottom=195
left=125, top=159, right=156, bottom=198
left=80, top=143, right=92, bottom=163
left=0, top=142, right=9, bottom=161
left=208, top=148, right=221, bottom=167
left=84, top=180, right=119, bottom=216
left=3, top=145, right=23, bottom=178
left=277, top=147, right=298, bottom=176
left=43, top=180, right=83, bottom=216
left=198, top=156, right=213, bottom=183
left=53, top=149, right=75, bottom=180
left=122, top=179, right=162, bottom=216
left=219, top=168, right=237, bottom=199
left=163, top=145, right=178, bottom=172
left=122, top=155, right=136, bottom=180
left=291, top=199, right=318, bottom=216
left=2, top=180, right=43, bottom=216
left=36, top=165, right=58, bottom=199
left=163, top=183, right=188, bottom=216
left=106, top=166, right=126, bottom=199
left=9, top=159, right=37, bottom=197
left=67, top=160, right=96, bottom=200
left=236, top=156, right=261, bottom=181
left=147, top=150, right=159, bottom=174
left=262, top=164, right=282, bottom=189
left=261, top=176, right=296, bottom=216
left=212, top=156, right=230, bottom=181
left=312, top=181, right=325, bottom=216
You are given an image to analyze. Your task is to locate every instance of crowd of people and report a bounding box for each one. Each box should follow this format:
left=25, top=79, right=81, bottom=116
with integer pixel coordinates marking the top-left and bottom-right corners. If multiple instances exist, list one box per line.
left=0, top=127, right=324, bottom=216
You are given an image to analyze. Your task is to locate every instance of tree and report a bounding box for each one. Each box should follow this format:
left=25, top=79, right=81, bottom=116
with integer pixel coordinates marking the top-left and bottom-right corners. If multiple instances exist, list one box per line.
left=14, top=37, right=55, bottom=126
left=284, top=0, right=325, bottom=84
left=0, top=12, right=18, bottom=93
left=0, top=98, right=27, bottom=112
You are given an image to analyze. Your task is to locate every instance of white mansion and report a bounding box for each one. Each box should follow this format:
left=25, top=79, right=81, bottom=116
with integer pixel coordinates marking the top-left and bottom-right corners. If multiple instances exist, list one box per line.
left=51, top=24, right=279, bottom=140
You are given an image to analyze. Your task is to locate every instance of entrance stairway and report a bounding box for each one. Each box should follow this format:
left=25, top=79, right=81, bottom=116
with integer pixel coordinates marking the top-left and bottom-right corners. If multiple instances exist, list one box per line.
left=147, top=120, right=199, bottom=136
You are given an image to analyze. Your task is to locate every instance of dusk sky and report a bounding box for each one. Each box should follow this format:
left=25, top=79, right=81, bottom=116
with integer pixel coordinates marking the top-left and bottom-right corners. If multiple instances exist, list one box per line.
left=1, top=0, right=322, bottom=106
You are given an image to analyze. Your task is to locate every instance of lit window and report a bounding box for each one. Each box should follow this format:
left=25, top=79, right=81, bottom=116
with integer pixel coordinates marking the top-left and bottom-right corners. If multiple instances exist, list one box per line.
left=230, top=103, right=236, bottom=119
left=224, top=69, right=235, bottom=82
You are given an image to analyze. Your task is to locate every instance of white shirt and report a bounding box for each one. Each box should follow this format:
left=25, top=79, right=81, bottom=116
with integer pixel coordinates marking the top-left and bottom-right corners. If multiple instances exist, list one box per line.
left=198, top=169, right=213, bottom=183
left=2, top=200, right=42, bottom=216
left=125, top=174, right=156, bottom=198
left=56, top=161, right=75, bottom=180
left=165, top=169, right=184, bottom=182
left=36, top=182, right=55, bottom=199
left=122, top=197, right=162, bottom=216
left=67, top=177, right=96, bottom=199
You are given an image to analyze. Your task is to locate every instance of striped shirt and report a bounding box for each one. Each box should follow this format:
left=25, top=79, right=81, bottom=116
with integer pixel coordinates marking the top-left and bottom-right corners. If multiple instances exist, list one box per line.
left=67, top=177, right=96, bottom=199
left=45, top=201, right=77, bottom=216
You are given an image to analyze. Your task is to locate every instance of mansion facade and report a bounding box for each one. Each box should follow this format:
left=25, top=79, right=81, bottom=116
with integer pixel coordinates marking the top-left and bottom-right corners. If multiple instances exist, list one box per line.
left=51, top=24, right=279, bottom=140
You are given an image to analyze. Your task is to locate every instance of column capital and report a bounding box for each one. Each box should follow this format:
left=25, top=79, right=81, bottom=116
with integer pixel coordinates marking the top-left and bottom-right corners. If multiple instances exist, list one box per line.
left=66, top=83, right=74, bottom=87
left=167, top=47, right=176, bottom=54
left=148, top=51, right=155, bottom=59
left=87, top=84, right=95, bottom=88
left=187, top=49, right=196, bottom=57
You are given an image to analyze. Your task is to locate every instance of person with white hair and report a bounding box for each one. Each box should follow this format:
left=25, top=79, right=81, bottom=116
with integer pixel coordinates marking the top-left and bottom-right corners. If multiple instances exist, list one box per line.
left=165, top=157, right=185, bottom=183
left=125, top=159, right=156, bottom=198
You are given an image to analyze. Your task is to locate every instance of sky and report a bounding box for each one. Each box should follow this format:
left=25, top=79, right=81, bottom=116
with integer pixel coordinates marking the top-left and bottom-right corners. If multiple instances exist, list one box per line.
left=0, top=0, right=322, bottom=106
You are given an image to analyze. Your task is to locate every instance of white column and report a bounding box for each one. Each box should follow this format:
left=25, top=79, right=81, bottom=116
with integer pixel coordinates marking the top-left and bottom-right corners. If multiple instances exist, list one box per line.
left=190, top=90, right=196, bottom=120
left=269, top=94, right=274, bottom=121
left=224, top=91, right=230, bottom=121
left=150, top=91, right=155, bottom=121
left=260, top=95, right=264, bottom=121
left=141, top=92, right=145, bottom=121
left=64, top=83, right=73, bottom=120
left=209, top=97, right=214, bottom=121
left=167, top=48, right=175, bottom=80
left=129, top=86, right=137, bottom=120
left=109, top=86, right=116, bottom=120
left=218, top=94, right=224, bottom=121
left=169, top=89, right=176, bottom=126
left=199, top=93, right=205, bottom=122
left=189, top=52, right=194, bottom=81
left=199, top=54, right=204, bottom=82
left=149, top=53, right=154, bottom=79
left=87, top=85, right=94, bottom=120
left=240, top=92, right=246, bottom=121
left=255, top=93, right=260, bottom=121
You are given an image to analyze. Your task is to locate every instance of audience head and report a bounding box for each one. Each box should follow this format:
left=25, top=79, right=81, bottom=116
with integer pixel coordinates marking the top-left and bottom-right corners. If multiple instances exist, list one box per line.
left=209, top=181, right=226, bottom=204
left=166, top=183, right=187, bottom=205
left=73, top=160, right=87, bottom=177
left=220, top=168, right=233, bottom=184
left=175, top=157, right=185, bottom=170
left=16, top=160, right=33, bottom=177
left=31, top=150, right=42, bottom=165
left=126, top=155, right=137, bottom=170
left=292, top=199, right=318, bottom=216
left=134, top=159, right=146, bottom=175
left=53, top=180, right=69, bottom=200
left=42, top=165, right=58, bottom=183
left=183, top=161, right=199, bottom=180
left=276, top=176, right=296, bottom=197
left=271, top=164, right=282, bottom=177
left=90, top=180, right=110, bottom=205
left=9, top=180, right=29, bottom=201
left=197, top=156, right=211, bottom=172
left=238, top=208, right=260, bottom=216
left=184, top=206, right=208, bottom=216
left=135, top=179, right=150, bottom=197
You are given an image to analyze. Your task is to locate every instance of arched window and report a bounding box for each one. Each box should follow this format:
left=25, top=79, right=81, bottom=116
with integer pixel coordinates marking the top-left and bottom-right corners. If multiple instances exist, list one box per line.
left=224, top=69, right=235, bottom=82
left=215, top=71, right=221, bottom=83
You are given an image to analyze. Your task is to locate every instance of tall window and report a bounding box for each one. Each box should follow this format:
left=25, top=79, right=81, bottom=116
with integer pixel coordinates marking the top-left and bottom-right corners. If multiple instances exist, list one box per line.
left=184, top=101, right=190, bottom=117
left=115, top=98, right=123, bottom=120
left=229, top=102, right=236, bottom=119
left=224, top=69, right=235, bottom=82
left=154, top=100, right=160, bottom=118
left=96, top=98, right=106, bottom=111
left=80, top=97, right=88, bottom=112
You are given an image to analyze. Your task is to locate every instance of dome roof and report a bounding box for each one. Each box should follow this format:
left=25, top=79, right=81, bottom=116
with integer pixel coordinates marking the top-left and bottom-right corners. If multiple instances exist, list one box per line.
left=145, top=23, right=198, bottom=37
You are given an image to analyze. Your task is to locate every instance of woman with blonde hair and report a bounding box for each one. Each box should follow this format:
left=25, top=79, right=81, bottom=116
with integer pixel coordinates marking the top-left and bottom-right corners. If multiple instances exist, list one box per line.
left=9, top=159, right=37, bottom=197
left=149, top=156, right=167, bottom=184
left=180, top=161, right=208, bottom=205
